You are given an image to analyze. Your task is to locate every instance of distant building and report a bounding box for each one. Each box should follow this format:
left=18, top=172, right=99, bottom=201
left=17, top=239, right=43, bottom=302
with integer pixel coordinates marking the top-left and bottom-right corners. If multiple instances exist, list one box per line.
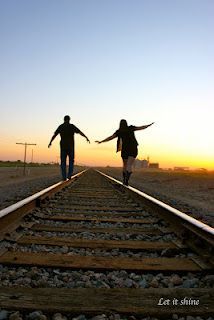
left=133, top=159, right=143, bottom=169
left=197, top=168, right=207, bottom=172
left=133, top=156, right=160, bottom=169
left=174, top=167, right=189, bottom=171
left=149, top=163, right=159, bottom=169
left=142, top=159, right=149, bottom=168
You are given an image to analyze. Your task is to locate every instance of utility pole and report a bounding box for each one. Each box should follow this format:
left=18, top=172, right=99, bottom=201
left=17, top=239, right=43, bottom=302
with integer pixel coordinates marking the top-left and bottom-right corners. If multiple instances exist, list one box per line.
left=31, top=149, right=34, bottom=163
left=16, top=142, right=37, bottom=175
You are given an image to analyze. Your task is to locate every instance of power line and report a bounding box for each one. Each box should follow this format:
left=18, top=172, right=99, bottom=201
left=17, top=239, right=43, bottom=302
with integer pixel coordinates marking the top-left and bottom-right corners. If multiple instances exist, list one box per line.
left=16, top=142, right=37, bottom=175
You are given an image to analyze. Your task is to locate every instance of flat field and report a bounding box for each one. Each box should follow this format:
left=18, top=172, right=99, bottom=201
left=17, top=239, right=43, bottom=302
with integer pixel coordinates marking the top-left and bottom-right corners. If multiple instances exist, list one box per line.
left=0, top=166, right=80, bottom=210
left=0, top=166, right=60, bottom=186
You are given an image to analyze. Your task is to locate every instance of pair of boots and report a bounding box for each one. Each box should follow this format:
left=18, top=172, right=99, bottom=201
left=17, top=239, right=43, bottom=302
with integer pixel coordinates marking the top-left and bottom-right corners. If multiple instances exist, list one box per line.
left=122, top=170, right=132, bottom=186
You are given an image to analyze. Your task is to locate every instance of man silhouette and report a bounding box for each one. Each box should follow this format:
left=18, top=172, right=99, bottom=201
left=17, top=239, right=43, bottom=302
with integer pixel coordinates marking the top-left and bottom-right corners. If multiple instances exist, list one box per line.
left=48, top=115, right=90, bottom=180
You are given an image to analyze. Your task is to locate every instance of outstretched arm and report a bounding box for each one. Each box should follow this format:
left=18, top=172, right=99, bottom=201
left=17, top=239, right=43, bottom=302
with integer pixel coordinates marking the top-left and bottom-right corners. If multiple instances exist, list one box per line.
left=79, top=130, right=90, bottom=143
left=95, top=133, right=117, bottom=144
left=134, top=122, right=154, bottom=131
left=48, top=132, right=58, bottom=148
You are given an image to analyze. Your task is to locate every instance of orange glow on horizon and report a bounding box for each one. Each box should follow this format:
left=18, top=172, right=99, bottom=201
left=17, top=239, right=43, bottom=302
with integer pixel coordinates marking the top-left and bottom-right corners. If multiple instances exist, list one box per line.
left=0, top=142, right=213, bottom=171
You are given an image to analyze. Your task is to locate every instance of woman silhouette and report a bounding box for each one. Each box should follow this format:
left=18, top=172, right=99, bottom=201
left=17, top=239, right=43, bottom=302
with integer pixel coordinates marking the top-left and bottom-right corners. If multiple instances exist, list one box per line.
left=96, top=119, right=154, bottom=185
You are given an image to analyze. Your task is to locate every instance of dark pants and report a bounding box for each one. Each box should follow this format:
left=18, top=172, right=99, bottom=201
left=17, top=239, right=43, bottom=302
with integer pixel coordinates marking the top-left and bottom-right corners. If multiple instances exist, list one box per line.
left=121, top=146, right=138, bottom=160
left=60, top=148, right=74, bottom=180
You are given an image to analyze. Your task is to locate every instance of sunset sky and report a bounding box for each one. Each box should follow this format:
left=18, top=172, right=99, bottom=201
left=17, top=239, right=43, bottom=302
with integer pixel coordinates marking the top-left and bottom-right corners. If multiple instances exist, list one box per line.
left=0, top=0, right=213, bottom=169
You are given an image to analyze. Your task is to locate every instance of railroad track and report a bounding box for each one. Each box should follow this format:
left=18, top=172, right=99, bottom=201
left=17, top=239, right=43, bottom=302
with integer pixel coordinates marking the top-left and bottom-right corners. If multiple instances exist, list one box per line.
left=0, top=169, right=213, bottom=320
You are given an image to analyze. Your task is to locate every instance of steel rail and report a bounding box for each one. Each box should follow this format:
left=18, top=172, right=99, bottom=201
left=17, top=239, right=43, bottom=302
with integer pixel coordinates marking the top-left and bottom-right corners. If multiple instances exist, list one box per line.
left=0, top=169, right=87, bottom=220
left=97, top=170, right=214, bottom=239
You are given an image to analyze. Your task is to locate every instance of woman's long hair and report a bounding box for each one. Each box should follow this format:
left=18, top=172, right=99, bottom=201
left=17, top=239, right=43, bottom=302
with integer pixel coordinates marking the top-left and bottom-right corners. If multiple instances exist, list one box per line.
left=119, top=119, right=128, bottom=131
left=117, top=119, right=128, bottom=152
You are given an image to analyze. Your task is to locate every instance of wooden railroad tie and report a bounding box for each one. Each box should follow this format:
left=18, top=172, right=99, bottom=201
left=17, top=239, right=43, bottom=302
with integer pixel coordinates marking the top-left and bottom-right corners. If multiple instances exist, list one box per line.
left=16, top=236, right=186, bottom=251
left=42, top=215, right=156, bottom=224
left=0, top=287, right=213, bottom=316
left=0, top=251, right=206, bottom=272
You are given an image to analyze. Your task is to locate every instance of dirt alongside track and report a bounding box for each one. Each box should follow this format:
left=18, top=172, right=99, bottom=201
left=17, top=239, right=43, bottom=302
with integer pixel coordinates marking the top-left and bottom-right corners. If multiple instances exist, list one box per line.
left=0, top=166, right=82, bottom=210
